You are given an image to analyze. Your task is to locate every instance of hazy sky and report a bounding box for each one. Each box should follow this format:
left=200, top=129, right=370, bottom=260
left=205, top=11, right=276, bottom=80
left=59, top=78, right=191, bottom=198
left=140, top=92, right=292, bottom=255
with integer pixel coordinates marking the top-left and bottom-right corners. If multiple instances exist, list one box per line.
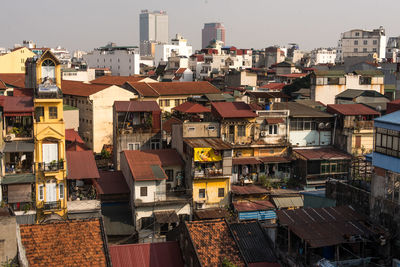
left=1, top=0, right=399, bottom=53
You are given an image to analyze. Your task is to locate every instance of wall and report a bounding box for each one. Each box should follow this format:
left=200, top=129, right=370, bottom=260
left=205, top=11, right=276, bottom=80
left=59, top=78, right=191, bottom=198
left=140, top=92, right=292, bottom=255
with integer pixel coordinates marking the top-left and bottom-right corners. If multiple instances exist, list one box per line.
left=0, top=215, right=17, bottom=264
left=182, top=122, right=220, bottom=138
left=91, top=86, right=136, bottom=153
left=290, top=130, right=331, bottom=147
left=193, top=178, right=230, bottom=208
left=84, top=50, right=140, bottom=76
left=62, top=69, right=95, bottom=82
left=63, top=108, right=79, bottom=131
left=0, top=48, right=35, bottom=73
left=134, top=180, right=157, bottom=203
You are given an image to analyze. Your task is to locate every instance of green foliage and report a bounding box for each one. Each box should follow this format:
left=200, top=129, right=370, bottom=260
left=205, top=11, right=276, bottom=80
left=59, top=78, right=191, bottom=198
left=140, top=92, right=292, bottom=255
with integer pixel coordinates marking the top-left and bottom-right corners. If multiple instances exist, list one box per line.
left=222, top=258, right=237, bottom=267
left=282, top=75, right=311, bottom=96
left=101, top=149, right=111, bottom=159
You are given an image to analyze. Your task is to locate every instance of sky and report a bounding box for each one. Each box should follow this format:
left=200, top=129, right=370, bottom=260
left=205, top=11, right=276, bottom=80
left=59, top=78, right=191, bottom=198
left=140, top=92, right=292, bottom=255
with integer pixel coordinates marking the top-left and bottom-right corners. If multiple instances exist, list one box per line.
left=1, top=0, right=399, bottom=53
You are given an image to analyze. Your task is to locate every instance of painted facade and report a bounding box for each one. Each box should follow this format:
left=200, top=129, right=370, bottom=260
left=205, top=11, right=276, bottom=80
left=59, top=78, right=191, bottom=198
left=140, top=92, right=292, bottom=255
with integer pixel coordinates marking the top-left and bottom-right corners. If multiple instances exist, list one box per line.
left=0, top=47, right=36, bottom=74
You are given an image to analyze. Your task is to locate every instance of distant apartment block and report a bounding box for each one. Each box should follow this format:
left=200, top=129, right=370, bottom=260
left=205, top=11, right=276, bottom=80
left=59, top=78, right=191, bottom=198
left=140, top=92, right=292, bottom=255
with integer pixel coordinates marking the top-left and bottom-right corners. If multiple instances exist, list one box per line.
left=202, top=23, right=225, bottom=49
left=83, top=43, right=140, bottom=76
left=386, top=36, right=400, bottom=62
left=140, top=10, right=169, bottom=56
left=154, top=34, right=193, bottom=65
left=337, top=27, right=386, bottom=62
left=310, top=48, right=337, bottom=65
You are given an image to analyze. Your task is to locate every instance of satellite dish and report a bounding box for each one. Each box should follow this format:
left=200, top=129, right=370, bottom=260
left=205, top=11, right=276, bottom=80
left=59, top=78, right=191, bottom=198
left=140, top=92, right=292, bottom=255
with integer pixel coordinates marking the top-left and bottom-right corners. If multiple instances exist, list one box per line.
left=376, top=105, right=382, bottom=112
left=318, top=122, right=325, bottom=129
left=325, top=122, right=331, bottom=128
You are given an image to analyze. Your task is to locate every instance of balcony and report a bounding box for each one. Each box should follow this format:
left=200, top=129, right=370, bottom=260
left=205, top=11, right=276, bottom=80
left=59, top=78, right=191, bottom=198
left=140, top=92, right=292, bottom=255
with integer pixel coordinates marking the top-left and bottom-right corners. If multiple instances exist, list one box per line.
left=37, top=161, right=64, bottom=172
left=194, top=168, right=224, bottom=178
left=344, top=120, right=374, bottom=130
left=37, top=200, right=61, bottom=210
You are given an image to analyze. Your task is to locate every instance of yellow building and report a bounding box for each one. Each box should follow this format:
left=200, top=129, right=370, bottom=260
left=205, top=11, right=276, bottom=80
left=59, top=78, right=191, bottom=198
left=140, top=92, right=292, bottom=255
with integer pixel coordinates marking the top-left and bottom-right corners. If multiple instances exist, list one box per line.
left=0, top=47, right=36, bottom=73
left=28, top=50, right=67, bottom=222
left=193, top=177, right=230, bottom=209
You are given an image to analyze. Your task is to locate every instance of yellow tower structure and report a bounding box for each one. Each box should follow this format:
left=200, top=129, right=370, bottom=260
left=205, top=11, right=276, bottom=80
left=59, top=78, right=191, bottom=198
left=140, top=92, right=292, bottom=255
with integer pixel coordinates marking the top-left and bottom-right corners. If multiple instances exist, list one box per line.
left=26, top=50, right=67, bottom=222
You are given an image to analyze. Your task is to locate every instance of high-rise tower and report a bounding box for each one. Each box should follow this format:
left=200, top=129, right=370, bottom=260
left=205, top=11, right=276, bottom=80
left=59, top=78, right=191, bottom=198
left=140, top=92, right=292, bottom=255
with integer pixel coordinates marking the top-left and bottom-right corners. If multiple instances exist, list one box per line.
left=202, top=23, right=225, bottom=49
left=139, top=10, right=169, bottom=56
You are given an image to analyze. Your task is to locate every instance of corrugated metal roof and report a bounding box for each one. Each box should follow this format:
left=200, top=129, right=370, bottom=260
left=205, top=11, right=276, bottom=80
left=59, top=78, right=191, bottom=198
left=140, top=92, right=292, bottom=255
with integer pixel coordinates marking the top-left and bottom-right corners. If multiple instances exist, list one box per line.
left=212, top=102, right=258, bottom=119
left=326, top=104, right=380, bottom=116
left=233, top=200, right=275, bottom=211
left=184, top=138, right=232, bottom=150
left=172, top=102, right=210, bottom=113
left=2, top=173, right=35, bottom=184
left=354, top=70, right=384, bottom=76
left=101, top=204, right=135, bottom=236
left=314, top=70, right=346, bottom=77
left=194, top=208, right=230, bottom=220
left=3, top=141, right=34, bottom=152
left=272, top=196, right=304, bottom=209
left=231, top=185, right=268, bottom=195
left=230, top=222, right=278, bottom=264
left=66, top=151, right=100, bottom=179
left=232, top=157, right=261, bottom=165
left=272, top=102, right=332, bottom=118
left=114, top=100, right=161, bottom=112
left=2, top=96, right=34, bottom=114
left=154, top=210, right=179, bottom=223
left=95, top=171, right=130, bottom=195
left=276, top=206, right=379, bottom=248
left=109, top=241, right=184, bottom=267
left=294, top=147, right=352, bottom=160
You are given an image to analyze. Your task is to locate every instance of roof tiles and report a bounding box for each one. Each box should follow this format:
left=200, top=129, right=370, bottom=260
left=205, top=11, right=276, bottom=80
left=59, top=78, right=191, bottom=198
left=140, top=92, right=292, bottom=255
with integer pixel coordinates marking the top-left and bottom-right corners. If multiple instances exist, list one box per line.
left=95, top=171, right=130, bottom=195
left=327, top=104, right=380, bottom=116
left=173, top=101, right=211, bottom=113
left=212, top=102, right=257, bottom=119
left=66, top=151, right=100, bottom=179
left=19, top=219, right=108, bottom=267
left=114, top=100, right=161, bottom=112
left=61, top=80, right=110, bottom=96
left=128, top=81, right=220, bottom=97
left=91, top=75, right=149, bottom=85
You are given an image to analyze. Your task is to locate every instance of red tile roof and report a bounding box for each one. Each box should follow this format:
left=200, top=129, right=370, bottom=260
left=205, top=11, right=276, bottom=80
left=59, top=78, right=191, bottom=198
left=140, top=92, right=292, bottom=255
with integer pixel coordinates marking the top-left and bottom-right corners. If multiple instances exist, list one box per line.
left=0, top=73, right=25, bottom=88
left=123, top=149, right=183, bottom=181
left=65, top=129, right=84, bottom=144
left=109, top=241, right=184, bottom=267
left=0, top=80, right=7, bottom=90
left=66, top=142, right=88, bottom=151
left=186, top=219, right=245, bottom=267
left=90, top=75, right=149, bottom=85
left=259, top=156, right=291, bottom=163
left=162, top=117, right=183, bottom=134
left=232, top=157, right=261, bottom=165
left=277, top=73, right=308, bottom=78
left=66, top=151, right=100, bottom=179
left=212, top=102, right=257, bottom=119
left=231, top=185, right=268, bottom=195
left=114, top=100, right=161, bottom=112
left=259, top=83, right=286, bottom=90
left=233, top=200, right=275, bottom=211
left=249, top=103, right=263, bottom=111
left=326, top=104, right=380, bottom=116
left=265, top=118, right=284, bottom=124
left=128, top=81, right=220, bottom=97
left=2, top=96, right=34, bottom=116
left=175, top=68, right=187, bottom=74
left=19, top=219, right=109, bottom=267
left=294, top=148, right=351, bottom=160
left=95, top=171, right=130, bottom=195
left=173, top=101, right=211, bottom=113
left=13, top=88, right=34, bottom=97
left=61, top=80, right=110, bottom=96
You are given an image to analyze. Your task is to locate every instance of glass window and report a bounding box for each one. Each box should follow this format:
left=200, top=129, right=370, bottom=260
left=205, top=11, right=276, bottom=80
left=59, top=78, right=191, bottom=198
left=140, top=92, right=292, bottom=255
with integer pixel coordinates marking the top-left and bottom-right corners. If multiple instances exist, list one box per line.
left=218, top=188, right=225, bottom=198
left=38, top=185, right=44, bottom=201
left=373, top=40, right=377, bottom=45
left=363, top=40, right=368, bottom=45
left=237, top=125, right=246, bottom=137
left=354, top=48, right=358, bottom=52
left=49, top=107, right=58, bottom=119
left=128, top=143, right=140, bottom=150
left=165, top=169, right=174, bottom=181
left=140, top=187, right=147, bottom=197
left=376, top=133, right=381, bottom=146
left=354, top=40, right=358, bottom=45
left=35, top=106, right=44, bottom=121
left=59, top=183, right=64, bottom=199
left=199, top=189, right=205, bottom=199
left=269, top=124, right=278, bottom=135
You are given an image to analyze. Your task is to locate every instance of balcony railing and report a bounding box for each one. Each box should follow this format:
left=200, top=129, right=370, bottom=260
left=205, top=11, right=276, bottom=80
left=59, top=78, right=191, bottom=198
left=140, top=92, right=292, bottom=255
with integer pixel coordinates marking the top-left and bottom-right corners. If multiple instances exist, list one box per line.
left=38, top=200, right=61, bottom=210
left=37, top=161, right=64, bottom=172
left=194, top=168, right=224, bottom=178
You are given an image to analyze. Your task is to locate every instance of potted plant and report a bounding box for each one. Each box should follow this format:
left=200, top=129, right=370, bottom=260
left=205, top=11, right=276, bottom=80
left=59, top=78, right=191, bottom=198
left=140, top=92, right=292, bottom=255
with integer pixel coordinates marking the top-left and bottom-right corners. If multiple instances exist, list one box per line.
left=50, top=160, right=57, bottom=171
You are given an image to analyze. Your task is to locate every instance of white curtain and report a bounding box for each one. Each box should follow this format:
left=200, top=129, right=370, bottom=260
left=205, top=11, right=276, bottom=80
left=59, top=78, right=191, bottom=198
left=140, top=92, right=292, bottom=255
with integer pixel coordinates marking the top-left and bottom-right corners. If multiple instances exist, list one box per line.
left=46, top=183, right=57, bottom=202
left=42, top=143, right=58, bottom=163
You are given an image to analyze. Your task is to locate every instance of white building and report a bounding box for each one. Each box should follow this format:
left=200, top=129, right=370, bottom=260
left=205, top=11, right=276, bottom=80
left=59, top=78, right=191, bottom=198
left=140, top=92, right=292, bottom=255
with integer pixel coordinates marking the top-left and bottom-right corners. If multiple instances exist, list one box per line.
left=62, top=68, right=95, bottom=82
left=337, top=27, right=386, bottom=62
left=386, top=36, right=400, bottom=63
left=140, top=10, right=169, bottom=56
left=154, top=34, right=193, bottom=66
left=83, top=43, right=140, bottom=76
left=51, top=46, right=72, bottom=66
left=310, top=48, right=337, bottom=65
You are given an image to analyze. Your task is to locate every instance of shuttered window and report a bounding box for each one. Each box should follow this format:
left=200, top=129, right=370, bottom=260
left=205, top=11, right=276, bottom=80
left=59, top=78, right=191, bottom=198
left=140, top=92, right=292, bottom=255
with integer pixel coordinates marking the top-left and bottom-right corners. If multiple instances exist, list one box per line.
left=42, top=143, right=58, bottom=163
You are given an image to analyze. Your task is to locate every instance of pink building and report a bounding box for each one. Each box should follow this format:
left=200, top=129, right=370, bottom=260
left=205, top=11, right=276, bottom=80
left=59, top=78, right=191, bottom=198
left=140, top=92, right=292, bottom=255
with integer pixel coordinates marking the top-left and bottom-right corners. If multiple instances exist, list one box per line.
left=202, top=22, right=226, bottom=48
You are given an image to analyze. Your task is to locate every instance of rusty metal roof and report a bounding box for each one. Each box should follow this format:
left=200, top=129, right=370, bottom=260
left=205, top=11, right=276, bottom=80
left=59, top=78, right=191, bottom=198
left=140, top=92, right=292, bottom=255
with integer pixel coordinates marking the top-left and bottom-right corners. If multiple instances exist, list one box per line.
left=232, top=157, right=261, bottom=165
left=233, top=200, right=275, bottom=212
left=231, top=185, right=268, bottom=195
left=277, top=206, right=378, bottom=248
left=184, top=138, right=232, bottom=150
left=66, top=151, right=100, bottom=180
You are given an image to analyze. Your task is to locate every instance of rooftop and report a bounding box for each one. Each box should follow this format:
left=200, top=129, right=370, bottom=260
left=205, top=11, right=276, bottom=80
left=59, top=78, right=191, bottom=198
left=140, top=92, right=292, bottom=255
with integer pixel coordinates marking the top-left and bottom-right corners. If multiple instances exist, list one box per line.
left=65, top=129, right=84, bottom=144
left=109, top=241, right=184, bottom=267
left=233, top=200, right=275, bottom=212
left=186, top=219, right=245, bottom=267
left=336, top=89, right=388, bottom=99
left=374, top=110, right=400, bottom=125
left=326, top=104, right=380, bottom=116
left=19, top=219, right=109, bottom=266
left=114, top=100, right=161, bottom=112
left=61, top=80, right=110, bottom=97
left=95, top=171, right=130, bottom=195
left=212, top=102, right=258, bottom=119
left=272, top=102, right=332, bottom=118
left=2, top=96, right=34, bottom=115
left=91, top=75, right=150, bottom=85
left=66, top=151, right=100, bottom=180
left=172, top=101, right=211, bottom=113
left=0, top=73, right=25, bottom=88
left=184, top=137, right=232, bottom=150
left=293, top=147, right=351, bottom=160
left=128, top=81, right=220, bottom=97
left=231, top=185, right=268, bottom=195
left=162, top=117, right=183, bottom=134
left=259, top=83, right=286, bottom=90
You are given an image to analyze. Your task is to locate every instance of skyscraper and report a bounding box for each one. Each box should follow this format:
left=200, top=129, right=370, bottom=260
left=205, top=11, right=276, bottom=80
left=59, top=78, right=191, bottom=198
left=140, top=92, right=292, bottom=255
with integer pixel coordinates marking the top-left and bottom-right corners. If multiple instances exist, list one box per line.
left=202, top=23, right=225, bottom=49
left=139, top=10, right=169, bottom=56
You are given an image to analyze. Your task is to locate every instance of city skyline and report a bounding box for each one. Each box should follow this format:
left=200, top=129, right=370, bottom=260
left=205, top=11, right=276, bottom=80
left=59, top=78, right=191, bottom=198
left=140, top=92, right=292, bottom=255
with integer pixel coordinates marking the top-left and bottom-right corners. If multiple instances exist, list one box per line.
left=1, top=0, right=399, bottom=53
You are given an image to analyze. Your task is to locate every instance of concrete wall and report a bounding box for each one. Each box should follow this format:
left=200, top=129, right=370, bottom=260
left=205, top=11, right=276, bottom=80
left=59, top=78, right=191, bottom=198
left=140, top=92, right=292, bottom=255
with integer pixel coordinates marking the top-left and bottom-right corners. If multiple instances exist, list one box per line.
left=289, top=130, right=331, bottom=147
left=63, top=109, right=79, bottom=131
left=193, top=178, right=230, bottom=209
left=0, top=215, right=17, bottom=265
left=0, top=47, right=35, bottom=74
left=84, top=50, right=140, bottom=76
left=182, top=122, right=220, bottom=138
left=62, top=69, right=95, bottom=82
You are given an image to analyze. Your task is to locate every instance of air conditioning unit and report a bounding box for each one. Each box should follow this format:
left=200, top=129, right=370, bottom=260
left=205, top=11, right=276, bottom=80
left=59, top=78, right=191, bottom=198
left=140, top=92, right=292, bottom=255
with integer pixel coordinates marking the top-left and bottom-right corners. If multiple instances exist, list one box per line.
left=4, top=134, right=15, bottom=142
left=261, top=131, right=267, bottom=137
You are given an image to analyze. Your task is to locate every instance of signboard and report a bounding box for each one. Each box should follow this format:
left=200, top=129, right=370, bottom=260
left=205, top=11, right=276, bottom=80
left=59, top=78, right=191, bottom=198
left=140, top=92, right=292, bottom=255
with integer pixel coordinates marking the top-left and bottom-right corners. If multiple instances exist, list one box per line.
left=194, top=148, right=221, bottom=162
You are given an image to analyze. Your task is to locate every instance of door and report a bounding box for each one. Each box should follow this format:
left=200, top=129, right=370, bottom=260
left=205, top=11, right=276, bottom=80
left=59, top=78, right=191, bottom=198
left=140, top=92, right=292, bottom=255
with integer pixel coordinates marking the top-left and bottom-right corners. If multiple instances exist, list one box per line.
left=42, top=143, right=58, bottom=163
left=229, top=125, right=235, bottom=143
left=46, top=183, right=57, bottom=202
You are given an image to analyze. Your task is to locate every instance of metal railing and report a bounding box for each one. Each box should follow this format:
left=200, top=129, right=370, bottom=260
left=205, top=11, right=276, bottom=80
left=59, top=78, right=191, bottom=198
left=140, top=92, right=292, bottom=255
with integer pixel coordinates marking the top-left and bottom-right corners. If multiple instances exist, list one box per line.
left=38, top=200, right=61, bottom=210
left=37, top=161, right=64, bottom=172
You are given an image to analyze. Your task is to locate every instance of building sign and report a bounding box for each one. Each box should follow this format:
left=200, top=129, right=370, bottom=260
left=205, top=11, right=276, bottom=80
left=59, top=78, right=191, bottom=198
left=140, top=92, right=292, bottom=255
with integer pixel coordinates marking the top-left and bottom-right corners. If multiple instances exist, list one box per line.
left=194, top=148, right=221, bottom=162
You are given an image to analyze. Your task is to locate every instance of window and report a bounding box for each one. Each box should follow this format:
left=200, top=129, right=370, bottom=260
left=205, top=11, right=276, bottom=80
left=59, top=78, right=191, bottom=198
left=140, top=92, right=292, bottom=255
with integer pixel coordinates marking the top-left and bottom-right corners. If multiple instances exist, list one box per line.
left=59, top=183, right=64, bottom=199
left=237, top=125, right=246, bottom=137
left=375, top=128, right=400, bottom=158
left=327, top=77, right=339, bottom=85
left=208, top=126, right=216, bottom=131
left=165, top=169, right=174, bottom=181
left=38, top=185, right=44, bottom=200
left=35, top=106, right=44, bottom=121
left=354, top=40, right=358, bottom=45
left=363, top=40, right=368, bottom=45
left=151, top=139, right=160, bottom=149
left=198, top=189, right=205, bottom=199
left=188, top=127, right=195, bottom=131
left=128, top=143, right=140, bottom=150
left=49, top=107, right=58, bottom=119
left=360, top=76, right=372, bottom=85
left=363, top=48, right=367, bottom=52
left=42, top=143, right=58, bottom=164
left=355, top=32, right=360, bottom=36
left=373, top=40, right=377, bottom=45
left=218, top=188, right=225, bottom=197
left=354, top=48, right=358, bottom=52
left=140, top=187, right=147, bottom=197
left=164, top=99, right=170, bottom=107
left=269, top=124, right=278, bottom=135
left=373, top=48, right=377, bottom=52
left=41, top=59, right=55, bottom=81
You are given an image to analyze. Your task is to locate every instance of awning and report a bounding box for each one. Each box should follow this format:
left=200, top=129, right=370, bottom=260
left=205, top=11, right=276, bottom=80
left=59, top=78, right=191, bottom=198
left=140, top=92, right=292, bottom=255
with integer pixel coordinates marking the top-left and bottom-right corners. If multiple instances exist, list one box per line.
left=8, top=184, right=32, bottom=203
left=3, top=141, right=34, bottom=153
left=265, top=118, right=284, bottom=124
left=2, top=173, right=35, bottom=184
left=259, top=156, right=291, bottom=164
left=4, top=112, right=33, bottom=117
left=272, top=196, right=304, bottom=209
left=154, top=210, right=179, bottom=224
left=232, top=157, right=261, bottom=165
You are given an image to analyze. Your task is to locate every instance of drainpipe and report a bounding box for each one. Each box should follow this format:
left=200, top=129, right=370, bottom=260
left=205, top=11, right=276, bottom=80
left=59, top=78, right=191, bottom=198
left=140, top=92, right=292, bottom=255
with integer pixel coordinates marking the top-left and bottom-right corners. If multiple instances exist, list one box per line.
left=332, top=114, right=338, bottom=146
